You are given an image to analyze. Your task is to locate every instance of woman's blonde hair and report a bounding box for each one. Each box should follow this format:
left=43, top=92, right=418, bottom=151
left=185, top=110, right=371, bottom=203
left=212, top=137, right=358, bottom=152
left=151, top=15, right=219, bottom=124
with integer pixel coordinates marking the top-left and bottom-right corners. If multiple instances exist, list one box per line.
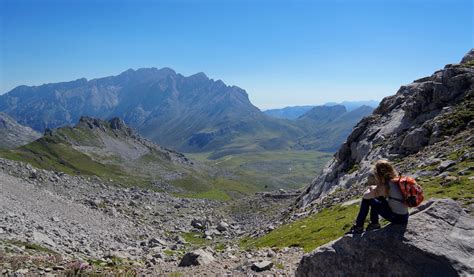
left=373, top=159, right=399, bottom=195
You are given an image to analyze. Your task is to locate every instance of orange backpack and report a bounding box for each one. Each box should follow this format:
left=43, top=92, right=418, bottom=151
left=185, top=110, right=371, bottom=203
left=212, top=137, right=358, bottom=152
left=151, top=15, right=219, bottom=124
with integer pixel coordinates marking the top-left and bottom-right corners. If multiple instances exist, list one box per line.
left=391, top=176, right=424, bottom=207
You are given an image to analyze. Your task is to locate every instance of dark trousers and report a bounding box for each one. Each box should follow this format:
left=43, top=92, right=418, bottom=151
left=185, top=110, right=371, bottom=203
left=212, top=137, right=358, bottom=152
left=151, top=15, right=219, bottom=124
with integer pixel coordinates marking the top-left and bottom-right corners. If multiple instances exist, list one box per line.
left=355, top=198, right=409, bottom=227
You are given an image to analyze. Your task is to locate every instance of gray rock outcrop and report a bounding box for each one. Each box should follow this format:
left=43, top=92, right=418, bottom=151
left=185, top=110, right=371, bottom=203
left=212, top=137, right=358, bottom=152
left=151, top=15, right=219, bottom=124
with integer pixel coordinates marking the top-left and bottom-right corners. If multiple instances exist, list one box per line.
left=297, top=50, right=474, bottom=207
left=296, top=199, right=474, bottom=277
left=461, top=48, right=474, bottom=64
left=0, top=112, right=41, bottom=149
left=178, top=249, right=216, bottom=267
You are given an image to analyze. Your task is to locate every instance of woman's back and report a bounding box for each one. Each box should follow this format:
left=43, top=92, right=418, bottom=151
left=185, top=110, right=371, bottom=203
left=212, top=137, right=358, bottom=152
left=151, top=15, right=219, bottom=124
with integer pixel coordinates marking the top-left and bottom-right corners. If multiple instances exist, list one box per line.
left=388, top=181, right=409, bottom=215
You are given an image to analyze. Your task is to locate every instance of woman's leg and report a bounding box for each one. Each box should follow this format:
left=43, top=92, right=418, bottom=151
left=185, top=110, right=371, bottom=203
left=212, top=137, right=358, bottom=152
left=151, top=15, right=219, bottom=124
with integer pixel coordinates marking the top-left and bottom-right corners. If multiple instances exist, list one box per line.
left=377, top=200, right=409, bottom=224
left=355, top=199, right=382, bottom=226
left=369, top=198, right=384, bottom=224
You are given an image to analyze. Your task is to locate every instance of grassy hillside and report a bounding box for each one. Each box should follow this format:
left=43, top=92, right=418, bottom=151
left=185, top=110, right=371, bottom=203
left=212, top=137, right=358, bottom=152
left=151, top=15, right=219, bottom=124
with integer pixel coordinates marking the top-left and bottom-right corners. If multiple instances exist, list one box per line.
left=0, top=118, right=264, bottom=201
left=243, top=157, right=473, bottom=253
left=0, top=118, right=335, bottom=201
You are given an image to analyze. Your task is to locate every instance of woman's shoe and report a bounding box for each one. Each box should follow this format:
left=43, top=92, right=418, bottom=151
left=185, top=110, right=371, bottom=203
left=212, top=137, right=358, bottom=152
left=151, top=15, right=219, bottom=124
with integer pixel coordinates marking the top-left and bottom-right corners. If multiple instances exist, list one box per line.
left=346, top=224, right=364, bottom=234
left=366, top=223, right=381, bottom=231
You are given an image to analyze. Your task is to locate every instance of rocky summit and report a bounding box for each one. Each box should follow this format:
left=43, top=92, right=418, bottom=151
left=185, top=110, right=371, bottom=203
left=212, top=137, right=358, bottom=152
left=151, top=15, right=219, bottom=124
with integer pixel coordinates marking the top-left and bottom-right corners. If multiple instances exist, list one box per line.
left=296, top=199, right=474, bottom=276
left=298, top=49, right=474, bottom=207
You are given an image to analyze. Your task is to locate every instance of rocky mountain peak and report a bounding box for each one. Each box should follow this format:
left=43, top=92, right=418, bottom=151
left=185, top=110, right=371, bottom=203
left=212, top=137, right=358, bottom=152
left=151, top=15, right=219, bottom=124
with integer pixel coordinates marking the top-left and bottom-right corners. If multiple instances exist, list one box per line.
left=461, top=48, right=474, bottom=64
left=108, top=117, right=128, bottom=131
left=77, top=116, right=134, bottom=137
left=297, top=51, right=474, bottom=207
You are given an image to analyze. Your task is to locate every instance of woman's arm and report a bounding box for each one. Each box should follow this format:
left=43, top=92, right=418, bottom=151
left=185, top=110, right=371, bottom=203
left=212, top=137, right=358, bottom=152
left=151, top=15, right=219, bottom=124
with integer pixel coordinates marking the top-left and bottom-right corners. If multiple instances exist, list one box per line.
left=363, top=185, right=378, bottom=199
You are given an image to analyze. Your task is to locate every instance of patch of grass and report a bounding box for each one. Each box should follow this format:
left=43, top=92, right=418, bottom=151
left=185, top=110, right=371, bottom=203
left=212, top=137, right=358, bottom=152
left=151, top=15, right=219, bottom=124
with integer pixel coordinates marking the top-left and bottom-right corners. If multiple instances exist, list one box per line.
left=241, top=204, right=359, bottom=252
left=275, top=262, right=284, bottom=269
left=418, top=157, right=473, bottom=205
left=461, top=60, right=474, bottom=67
left=214, top=242, right=226, bottom=252
left=7, top=240, right=58, bottom=255
left=181, top=232, right=207, bottom=247
left=347, top=163, right=360, bottom=174
left=438, top=98, right=474, bottom=136
left=168, top=272, right=183, bottom=277
left=163, top=249, right=177, bottom=257
left=187, top=150, right=332, bottom=191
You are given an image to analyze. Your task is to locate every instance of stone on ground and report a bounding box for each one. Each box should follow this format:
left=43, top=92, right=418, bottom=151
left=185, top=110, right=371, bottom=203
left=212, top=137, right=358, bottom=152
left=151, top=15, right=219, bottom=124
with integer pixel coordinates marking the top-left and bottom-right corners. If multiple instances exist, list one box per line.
left=178, top=249, right=215, bottom=267
left=251, top=261, right=274, bottom=272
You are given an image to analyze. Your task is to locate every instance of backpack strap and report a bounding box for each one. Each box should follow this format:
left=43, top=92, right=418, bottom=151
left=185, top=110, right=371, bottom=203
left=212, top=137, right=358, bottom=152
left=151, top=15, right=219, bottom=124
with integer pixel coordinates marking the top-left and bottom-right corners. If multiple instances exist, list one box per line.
left=388, top=196, right=404, bottom=202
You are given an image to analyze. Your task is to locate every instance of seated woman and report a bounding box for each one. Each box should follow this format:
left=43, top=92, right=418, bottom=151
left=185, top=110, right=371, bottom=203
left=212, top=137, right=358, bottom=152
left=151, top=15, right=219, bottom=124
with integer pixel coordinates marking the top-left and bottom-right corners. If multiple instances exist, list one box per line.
left=348, top=160, right=409, bottom=234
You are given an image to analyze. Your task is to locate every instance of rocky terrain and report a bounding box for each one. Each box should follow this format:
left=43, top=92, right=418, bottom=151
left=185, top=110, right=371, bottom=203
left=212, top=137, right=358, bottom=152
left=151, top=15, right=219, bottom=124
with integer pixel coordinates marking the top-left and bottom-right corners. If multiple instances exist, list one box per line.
left=0, top=158, right=303, bottom=275
left=0, top=113, right=41, bottom=149
left=298, top=49, right=474, bottom=207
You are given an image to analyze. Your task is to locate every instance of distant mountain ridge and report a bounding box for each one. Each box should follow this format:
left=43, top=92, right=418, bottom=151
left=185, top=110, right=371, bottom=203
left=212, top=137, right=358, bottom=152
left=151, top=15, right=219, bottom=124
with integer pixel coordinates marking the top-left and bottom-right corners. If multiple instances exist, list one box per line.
left=264, top=101, right=378, bottom=120
left=263, top=106, right=315, bottom=120
left=293, top=105, right=375, bottom=152
left=0, top=68, right=373, bottom=155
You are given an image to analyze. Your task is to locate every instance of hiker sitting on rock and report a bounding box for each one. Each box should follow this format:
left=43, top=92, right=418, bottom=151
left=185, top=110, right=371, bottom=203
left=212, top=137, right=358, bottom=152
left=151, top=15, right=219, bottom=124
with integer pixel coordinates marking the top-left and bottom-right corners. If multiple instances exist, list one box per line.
left=348, top=160, right=409, bottom=234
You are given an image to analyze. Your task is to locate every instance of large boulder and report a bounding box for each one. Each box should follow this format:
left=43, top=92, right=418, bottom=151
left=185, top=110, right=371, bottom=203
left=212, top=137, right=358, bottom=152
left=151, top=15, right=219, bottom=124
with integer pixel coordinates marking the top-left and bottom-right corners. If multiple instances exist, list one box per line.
left=178, top=249, right=215, bottom=267
left=296, top=199, right=474, bottom=276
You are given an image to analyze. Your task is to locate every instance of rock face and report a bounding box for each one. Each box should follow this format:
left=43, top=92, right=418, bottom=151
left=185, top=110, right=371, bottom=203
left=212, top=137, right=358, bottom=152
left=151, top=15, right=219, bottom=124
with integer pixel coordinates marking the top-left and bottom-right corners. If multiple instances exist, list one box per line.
left=0, top=112, right=41, bottom=149
left=296, top=199, right=474, bottom=277
left=297, top=50, right=474, bottom=207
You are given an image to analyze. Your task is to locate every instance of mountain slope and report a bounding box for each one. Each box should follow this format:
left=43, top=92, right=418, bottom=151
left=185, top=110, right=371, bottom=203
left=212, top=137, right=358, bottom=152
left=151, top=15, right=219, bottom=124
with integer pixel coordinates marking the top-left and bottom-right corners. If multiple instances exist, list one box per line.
left=293, top=105, right=375, bottom=152
left=0, top=116, right=259, bottom=199
left=0, top=113, right=41, bottom=149
left=297, top=50, right=474, bottom=207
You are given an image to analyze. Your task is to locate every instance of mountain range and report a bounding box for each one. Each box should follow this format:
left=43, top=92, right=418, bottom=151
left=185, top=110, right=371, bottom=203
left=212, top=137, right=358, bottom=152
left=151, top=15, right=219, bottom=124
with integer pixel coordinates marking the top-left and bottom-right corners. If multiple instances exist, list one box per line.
left=264, top=100, right=378, bottom=120
left=0, top=68, right=373, bottom=156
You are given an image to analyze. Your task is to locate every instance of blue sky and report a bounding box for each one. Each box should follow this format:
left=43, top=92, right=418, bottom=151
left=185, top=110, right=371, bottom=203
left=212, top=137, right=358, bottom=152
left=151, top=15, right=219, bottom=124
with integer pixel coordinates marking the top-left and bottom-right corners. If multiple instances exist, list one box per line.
left=0, top=0, right=472, bottom=109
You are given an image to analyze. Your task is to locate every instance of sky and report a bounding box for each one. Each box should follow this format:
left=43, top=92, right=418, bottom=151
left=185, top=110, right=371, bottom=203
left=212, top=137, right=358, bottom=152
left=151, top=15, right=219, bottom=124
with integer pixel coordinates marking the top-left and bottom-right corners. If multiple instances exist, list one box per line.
left=0, top=0, right=472, bottom=109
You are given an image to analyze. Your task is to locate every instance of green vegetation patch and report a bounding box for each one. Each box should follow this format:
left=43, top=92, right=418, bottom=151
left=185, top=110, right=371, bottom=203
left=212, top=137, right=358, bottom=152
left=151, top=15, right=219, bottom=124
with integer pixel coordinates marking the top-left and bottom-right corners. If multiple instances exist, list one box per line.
left=241, top=204, right=359, bottom=252
left=6, top=240, right=58, bottom=255
left=187, top=150, right=332, bottom=191
left=438, top=98, right=474, bottom=136
left=181, top=232, right=207, bottom=246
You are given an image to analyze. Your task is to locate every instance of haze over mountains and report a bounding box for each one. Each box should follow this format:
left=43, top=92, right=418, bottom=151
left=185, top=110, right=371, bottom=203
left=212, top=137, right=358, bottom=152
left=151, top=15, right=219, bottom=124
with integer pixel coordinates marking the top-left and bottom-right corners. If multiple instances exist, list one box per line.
left=0, top=68, right=374, bottom=156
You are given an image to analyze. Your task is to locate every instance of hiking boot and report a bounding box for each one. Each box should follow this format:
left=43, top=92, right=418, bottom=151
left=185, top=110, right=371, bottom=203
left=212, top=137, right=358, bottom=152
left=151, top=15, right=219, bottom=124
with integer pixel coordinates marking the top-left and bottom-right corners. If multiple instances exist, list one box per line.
left=346, top=225, right=364, bottom=234
left=366, top=223, right=381, bottom=231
